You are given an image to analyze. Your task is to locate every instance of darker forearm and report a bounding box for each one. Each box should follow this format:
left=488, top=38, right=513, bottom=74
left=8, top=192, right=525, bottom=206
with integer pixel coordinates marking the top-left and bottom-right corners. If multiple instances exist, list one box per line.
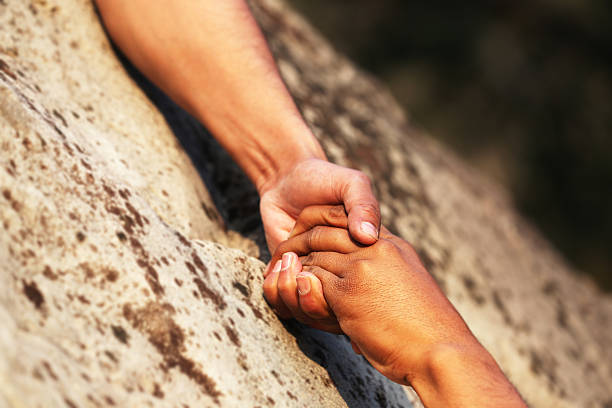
left=406, top=341, right=527, bottom=408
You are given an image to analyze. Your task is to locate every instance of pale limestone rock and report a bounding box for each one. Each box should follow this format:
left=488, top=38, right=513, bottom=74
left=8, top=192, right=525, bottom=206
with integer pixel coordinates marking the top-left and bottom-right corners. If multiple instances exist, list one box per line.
left=0, top=0, right=417, bottom=407
left=0, top=0, right=610, bottom=407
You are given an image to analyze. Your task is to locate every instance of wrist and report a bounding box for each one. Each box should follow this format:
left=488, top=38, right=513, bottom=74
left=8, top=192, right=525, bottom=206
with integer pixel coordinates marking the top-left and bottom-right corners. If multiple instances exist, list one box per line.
left=251, top=124, right=326, bottom=195
left=411, top=340, right=489, bottom=385
left=383, top=335, right=480, bottom=386
left=408, top=340, right=525, bottom=407
left=195, top=100, right=326, bottom=194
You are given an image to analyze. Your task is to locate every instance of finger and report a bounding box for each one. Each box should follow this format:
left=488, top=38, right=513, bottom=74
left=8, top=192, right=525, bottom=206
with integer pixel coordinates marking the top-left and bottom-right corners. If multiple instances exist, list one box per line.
left=276, top=256, right=342, bottom=333
left=302, top=265, right=341, bottom=308
left=296, top=272, right=334, bottom=321
left=277, top=253, right=310, bottom=322
left=339, top=172, right=380, bottom=245
left=263, top=260, right=282, bottom=305
left=264, top=262, right=272, bottom=278
left=259, top=194, right=296, bottom=254
left=262, top=260, right=292, bottom=319
left=270, top=226, right=360, bottom=270
left=350, top=340, right=362, bottom=355
left=299, top=252, right=351, bottom=276
left=289, top=205, right=348, bottom=238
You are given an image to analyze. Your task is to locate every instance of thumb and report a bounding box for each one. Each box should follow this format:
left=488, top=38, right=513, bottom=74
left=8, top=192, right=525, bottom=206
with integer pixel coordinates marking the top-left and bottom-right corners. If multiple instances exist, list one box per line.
left=341, top=172, right=380, bottom=245
left=302, top=265, right=340, bottom=306
left=296, top=272, right=333, bottom=320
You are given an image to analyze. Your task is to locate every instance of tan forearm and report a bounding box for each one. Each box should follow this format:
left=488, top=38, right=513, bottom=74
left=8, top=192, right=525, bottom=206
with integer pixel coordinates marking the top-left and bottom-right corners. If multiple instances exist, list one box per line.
left=95, top=0, right=325, bottom=191
left=408, top=342, right=527, bottom=408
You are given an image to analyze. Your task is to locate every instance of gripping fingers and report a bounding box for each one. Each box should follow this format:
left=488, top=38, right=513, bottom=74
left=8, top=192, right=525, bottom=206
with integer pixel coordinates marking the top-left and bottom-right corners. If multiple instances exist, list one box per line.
left=277, top=253, right=310, bottom=322
left=340, top=172, right=381, bottom=245
left=275, top=254, right=341, bottom=332
left=289, top=205, right=348, bottom=238
left=301, top=264, right=341, bottom=307
left=269, top=226, right=360, bottom=271
left=296, top=272, right=334, bottom=320
left=299, top=251, right=350, bottom=277
left=262, top=259, right=292, bottom=319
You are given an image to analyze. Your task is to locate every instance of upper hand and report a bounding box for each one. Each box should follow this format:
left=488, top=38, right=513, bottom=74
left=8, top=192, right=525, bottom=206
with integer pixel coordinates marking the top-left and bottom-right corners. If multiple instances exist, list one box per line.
left=258, top=158, right=380, bottom=253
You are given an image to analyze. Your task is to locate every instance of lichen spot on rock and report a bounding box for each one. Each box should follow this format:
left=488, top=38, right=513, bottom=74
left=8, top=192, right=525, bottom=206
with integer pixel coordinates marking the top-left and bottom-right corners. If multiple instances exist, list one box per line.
left=23, top=280, right=44, bottom=309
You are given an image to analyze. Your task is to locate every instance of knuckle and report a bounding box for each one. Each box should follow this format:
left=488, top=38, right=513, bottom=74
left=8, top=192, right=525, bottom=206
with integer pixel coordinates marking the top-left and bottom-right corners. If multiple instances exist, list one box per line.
left=305, top=265, right=328, bottom=285
left=375, top=238, right=400, bottom=255
left=302, top=303, right=330, bottom=320
left=262, top=279, right=277, bottom=301
left=307, top=226, right=324, bottom=249
left=297, top=206, right=316, bottom=224
left=328, top=205, right=347, bottom=220
left=302, top=252, right=317, bottom=266
left=359, top=202, right=381, bottom=220
left=399, top=239, right=418, bottom=257
left=377, top=238, right=395, bottom=250
left=352, top=259, right=371, bottom=278
left=276, top=281, right=287, bottom=295
left=352, top=170, right=371, bottom=186
left=299, top=297, right=318, bottom=314
left=274, top=241, right=289, bottom=257
left=302, top=264, right=319, bottom=275
left=276, top=274, right=291, bottom=293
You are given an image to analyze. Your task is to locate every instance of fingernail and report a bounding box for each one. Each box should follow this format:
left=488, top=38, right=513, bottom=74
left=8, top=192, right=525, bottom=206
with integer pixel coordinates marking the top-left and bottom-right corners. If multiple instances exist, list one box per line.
left=272, top=260, right=282, bottom=274
left=361, top=221, right=378, bottom=240
left=296, top=274, right=311, bottom=295
left=281, top=252, right=293, bottom=270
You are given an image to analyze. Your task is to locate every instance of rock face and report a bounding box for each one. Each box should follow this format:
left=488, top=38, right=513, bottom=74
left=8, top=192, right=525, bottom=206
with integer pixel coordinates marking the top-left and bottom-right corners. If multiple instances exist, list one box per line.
left=0, top=1, right=418, bottom=407
left=0, top=1, right=610, bottom=408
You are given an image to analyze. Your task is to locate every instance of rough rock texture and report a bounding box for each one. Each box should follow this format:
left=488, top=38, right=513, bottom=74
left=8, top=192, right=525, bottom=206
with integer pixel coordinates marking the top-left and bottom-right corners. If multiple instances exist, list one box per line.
left=0, top=0, right=419, bottom=407
left=0, top=1, right=610, bottom=408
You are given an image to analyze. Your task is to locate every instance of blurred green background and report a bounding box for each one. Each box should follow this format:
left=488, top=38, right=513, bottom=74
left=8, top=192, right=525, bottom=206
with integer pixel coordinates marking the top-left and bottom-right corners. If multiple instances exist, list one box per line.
left=289, top=0, right=612, bottom=291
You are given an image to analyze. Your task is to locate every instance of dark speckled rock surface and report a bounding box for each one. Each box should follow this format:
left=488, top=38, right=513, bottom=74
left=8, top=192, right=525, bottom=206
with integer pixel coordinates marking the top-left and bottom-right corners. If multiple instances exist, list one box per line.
left=0, top=0, right=419, bottom=407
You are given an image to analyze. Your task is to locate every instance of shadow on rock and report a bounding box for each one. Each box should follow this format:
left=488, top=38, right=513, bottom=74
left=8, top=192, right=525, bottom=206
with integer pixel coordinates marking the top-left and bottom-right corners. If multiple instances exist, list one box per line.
left=114, top=49, right=270, bottom=258
left=283, top=320, right=414, bottom=408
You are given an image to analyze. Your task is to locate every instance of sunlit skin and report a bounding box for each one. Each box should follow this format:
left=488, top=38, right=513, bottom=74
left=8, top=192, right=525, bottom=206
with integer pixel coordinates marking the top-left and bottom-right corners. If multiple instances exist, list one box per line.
left=265, top=205, right=527, bottom=408
left=95, top=0, right=381, bottom=253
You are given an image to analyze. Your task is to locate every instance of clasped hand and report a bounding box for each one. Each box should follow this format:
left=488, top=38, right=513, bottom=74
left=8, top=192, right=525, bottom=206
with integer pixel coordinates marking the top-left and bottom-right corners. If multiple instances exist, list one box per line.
left=263, top=205, right=477, bottom=384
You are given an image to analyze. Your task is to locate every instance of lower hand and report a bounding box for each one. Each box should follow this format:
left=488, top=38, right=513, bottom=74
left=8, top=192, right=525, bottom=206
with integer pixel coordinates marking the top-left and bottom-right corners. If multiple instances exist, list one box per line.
left=265, top=206, right=527, bottom=407
left=265, top=205, right=479, bottom=383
